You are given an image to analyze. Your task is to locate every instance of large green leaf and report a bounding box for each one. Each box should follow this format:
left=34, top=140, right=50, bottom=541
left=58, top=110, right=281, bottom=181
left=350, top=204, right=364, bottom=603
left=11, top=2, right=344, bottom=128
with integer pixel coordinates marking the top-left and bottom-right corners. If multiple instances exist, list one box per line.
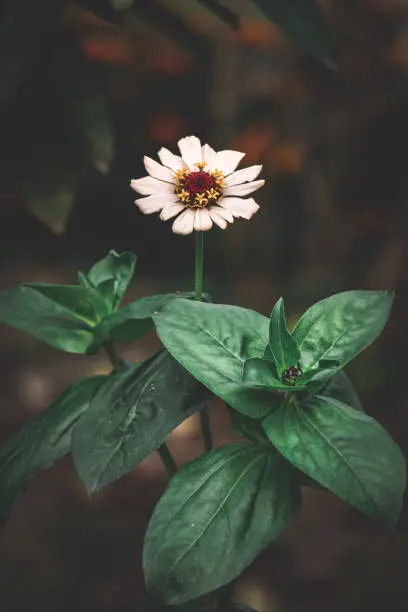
left=0, top=375, right=105, bottom=523
left=262, top=396, right=406, bottom=527
left=80, top=250, right=136, bottom=312
left=143, top=443, right=301, bottom=604
left=72, top=350, right=211, bottom=493
left=268, top=297, right=300, bottom=375
left=154, top=299, right=269, bottom=385
left=251, top=0, right=334, bottom=66
left=292, top=291, right=394, bottom=372
left=99, top=291, right=200, bottom=345
left=0, top=284, right=105, bottom=353
left=153, top=299, right=280, bottom=419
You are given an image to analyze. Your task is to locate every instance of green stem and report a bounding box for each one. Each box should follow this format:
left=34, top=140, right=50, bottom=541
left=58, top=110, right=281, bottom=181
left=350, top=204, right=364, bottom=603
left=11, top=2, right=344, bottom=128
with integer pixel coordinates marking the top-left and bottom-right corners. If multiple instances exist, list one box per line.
left=104, top=341, right=126, bottom=372
left=195, top=232, right=204, bottom=301
left=194, top=232, right=213, bottom=452
left=200, top=407, right=213, bottom=453
left=157, top=443, right=177, bottom=477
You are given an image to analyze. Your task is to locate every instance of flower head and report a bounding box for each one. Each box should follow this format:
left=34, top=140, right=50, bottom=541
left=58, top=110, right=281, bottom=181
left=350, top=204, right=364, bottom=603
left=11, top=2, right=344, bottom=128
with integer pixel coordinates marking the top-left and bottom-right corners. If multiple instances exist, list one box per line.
left=130, top=135, right=264, bottom=235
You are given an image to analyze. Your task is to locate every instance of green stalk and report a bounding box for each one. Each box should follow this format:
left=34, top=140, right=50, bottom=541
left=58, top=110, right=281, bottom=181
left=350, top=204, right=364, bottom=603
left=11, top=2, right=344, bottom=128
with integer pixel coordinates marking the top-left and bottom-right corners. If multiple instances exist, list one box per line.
left=157, top=443, right=177, bottom=477
left=103, top=341, right=125, bottom=372
left=195, top=232, right=213, bottom=452
left=195, top=232, right=204, bottom=300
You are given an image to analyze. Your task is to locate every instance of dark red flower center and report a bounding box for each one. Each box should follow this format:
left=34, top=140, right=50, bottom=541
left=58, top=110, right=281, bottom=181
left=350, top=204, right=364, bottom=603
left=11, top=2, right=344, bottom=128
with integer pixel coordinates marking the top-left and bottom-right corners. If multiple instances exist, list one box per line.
left=182, top=171, right=217, bottom=195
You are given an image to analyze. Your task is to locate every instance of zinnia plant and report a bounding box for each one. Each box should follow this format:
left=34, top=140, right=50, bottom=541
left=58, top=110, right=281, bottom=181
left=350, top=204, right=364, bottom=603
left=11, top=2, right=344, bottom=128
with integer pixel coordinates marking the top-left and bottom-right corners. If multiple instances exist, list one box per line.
left=0, top=136, right=405, bottom=612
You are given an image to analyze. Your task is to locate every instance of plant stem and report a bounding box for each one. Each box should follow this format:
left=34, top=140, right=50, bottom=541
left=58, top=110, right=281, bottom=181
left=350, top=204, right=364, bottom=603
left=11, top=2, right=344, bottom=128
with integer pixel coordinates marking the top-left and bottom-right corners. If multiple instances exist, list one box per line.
left=157, top=443, right=177, bottom=477
left=195, top=232, right=204, bottom=301
left=200, top=407, right=213, bottom=453
left=194, top=232, right=213, bottom=452
left=104, top=341, right=125, bottom=372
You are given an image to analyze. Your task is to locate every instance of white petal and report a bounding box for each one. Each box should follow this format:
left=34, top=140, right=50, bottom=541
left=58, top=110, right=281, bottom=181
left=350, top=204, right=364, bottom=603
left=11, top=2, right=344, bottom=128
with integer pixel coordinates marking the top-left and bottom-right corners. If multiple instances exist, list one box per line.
left=225, top=165, right=262, bottom=187
left=144, top=156, right=174, bottom=182
left=160, top=203, right=185, bottom=221
left=202, top=144, right=217, bottom=171
left=194, top=208, right=213, bottom=231
left=214, top=150, right=245, bottom=175
left=208, top=208, right=227, bottom=230
left=219, top=197, right=260, bottom=220
left=223, top=179, right=265, bottom=197
left=130, top=176, right=174, bottom=196
left=209, top=205, right=234, bottom=224
left=172, top=209, right=195, bottom=235
left=158, top=147, right=184, bottom=172
left=177, top=135, right=202, bottom=170
left=135, top=194, right=175, bottom=214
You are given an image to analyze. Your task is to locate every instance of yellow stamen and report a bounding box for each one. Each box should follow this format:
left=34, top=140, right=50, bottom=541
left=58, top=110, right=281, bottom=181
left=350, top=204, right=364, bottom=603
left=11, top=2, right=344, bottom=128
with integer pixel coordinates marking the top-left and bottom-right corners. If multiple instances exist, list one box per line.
left=206, top=188, right=219, bottom=200
left=177, top=189, right=190, bottom=202
left=195, top=193, right=208, bottom=207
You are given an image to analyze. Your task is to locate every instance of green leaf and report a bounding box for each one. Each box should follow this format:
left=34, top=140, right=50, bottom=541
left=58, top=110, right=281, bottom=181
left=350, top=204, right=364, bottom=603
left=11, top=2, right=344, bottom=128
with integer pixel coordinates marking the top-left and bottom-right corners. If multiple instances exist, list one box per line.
left=72, top=350, right=211, bottom=493
left=243, top=357, right=293, bottom=390
left=82, top=250, right=136, bottom=312
left=251, top=0, right=335, bottom=67
left=321, top=370, right=363, bottom=412
left=98, top=291, right=199, bottom=345
left=0, top=284, right=106, bottom=353
left=262, top=396, right=406, bottom=528
left=218, top=384, right=285, bottom=419
left=0, top=375, right=105, bottom=523
left=153, top=299, right=277, bottom=419
left=143, top=443, right=301, bottom=604
left=242, top=356, right=336, bottom=396
left=292, top=291, right=395, bottom=372
left=29, top=284, right=109, bottom=324
left=268, top=297, right=300, bottom=375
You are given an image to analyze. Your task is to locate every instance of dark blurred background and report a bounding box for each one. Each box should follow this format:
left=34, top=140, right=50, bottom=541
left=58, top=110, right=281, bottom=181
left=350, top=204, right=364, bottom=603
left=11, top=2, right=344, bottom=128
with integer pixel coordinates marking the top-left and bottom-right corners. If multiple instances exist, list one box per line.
left=1, top=1, right=408, bottom=610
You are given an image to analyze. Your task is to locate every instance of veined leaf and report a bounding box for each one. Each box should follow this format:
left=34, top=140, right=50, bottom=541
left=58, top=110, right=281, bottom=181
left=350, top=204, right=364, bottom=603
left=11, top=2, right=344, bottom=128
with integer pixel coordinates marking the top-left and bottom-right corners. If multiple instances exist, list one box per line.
left=143, top=443, right=301, bottom=604
left=72, top=350, right=211, bottom=493
left=0, top=375, right=105, bottom=523
left=81, top=249, right=136, bottom=312
left=268, top=297, right=300, bottom=375
left=262, top=395, right=406, bottom=528
left=292, top=291, right=394, bottom=371
left=0, top=284, right=105, bottom=353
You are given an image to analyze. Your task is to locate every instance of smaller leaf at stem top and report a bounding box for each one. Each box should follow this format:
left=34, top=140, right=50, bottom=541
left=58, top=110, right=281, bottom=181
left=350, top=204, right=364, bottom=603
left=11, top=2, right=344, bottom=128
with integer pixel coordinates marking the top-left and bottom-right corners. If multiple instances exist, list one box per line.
left=81, top=250, right=136, bottom=312
left=268, top=297, right=301, bottom=376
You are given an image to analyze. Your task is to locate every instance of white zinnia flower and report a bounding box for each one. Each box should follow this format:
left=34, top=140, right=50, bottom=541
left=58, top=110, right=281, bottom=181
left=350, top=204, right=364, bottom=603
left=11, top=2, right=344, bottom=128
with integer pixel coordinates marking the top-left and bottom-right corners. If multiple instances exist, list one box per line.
left=130, top=135, right=264, bottom=235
